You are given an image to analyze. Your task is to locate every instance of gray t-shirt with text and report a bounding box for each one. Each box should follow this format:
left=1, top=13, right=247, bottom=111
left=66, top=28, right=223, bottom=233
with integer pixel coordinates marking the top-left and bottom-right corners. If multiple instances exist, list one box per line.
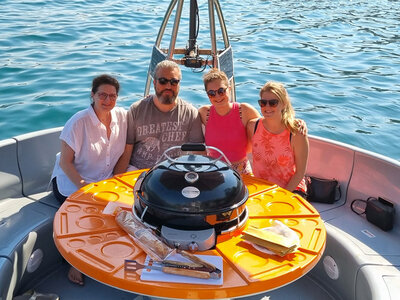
left=126, top=95, right=204, bottom=169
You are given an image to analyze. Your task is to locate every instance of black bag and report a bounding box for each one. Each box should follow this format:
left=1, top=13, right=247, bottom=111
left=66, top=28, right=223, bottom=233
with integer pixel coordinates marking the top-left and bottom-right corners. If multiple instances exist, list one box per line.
left=365, top=197, right=395, bottom=231
left=306, top=176, right=341, bottom=204
left=351, top=197, right=395, bottom=231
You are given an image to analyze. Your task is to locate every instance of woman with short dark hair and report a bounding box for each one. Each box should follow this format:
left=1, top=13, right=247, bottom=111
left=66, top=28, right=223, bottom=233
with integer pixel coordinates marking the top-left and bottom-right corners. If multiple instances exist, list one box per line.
left=51, top=74, right=127, bottom=284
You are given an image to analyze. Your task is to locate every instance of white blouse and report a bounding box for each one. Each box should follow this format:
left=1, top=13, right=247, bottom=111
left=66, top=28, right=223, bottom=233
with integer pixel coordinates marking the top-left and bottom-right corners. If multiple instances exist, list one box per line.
left=51, top=105, right=127, bottom=196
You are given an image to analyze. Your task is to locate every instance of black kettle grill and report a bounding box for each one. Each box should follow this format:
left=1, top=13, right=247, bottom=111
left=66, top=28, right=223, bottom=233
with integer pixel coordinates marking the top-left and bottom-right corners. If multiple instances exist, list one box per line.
left=133, top=143, right=249, bottom=251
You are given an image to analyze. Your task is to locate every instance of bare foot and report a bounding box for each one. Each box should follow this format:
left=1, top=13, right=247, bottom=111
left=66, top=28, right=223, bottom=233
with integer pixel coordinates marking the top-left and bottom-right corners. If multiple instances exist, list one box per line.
left=68, top=266, right=84, bottom=285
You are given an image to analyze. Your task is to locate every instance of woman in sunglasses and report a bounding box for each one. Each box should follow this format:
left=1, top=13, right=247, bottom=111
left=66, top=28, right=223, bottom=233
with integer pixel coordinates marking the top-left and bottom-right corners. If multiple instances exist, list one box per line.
left=247, top=81, right=309, bottom=197
left=51, top=74, right=127, bottom=285
left=199, top=68, right=260, bottom=174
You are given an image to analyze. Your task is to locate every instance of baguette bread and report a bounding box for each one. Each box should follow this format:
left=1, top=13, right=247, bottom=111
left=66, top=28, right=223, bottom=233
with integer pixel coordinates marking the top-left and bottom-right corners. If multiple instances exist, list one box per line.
left=115, top=210, right=174, bottom=260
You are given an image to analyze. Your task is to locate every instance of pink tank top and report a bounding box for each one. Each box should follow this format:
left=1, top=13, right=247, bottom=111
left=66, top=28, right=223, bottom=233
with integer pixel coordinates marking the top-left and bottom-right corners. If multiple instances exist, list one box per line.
left=252, top=120, right=306, bottom=192
left=205, top=102, right=247, bottom=162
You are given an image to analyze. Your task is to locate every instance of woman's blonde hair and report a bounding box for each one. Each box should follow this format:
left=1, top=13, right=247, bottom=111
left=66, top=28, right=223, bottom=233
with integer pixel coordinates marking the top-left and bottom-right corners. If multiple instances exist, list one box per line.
left=203, top=68, right=229, bottom=90
left=260, top=81, right=297, bottom=133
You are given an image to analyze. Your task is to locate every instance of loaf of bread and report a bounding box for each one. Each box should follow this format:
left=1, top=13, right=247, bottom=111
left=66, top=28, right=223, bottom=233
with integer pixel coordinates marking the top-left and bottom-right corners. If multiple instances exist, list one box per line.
left=115, top=210, right=174, bottom=260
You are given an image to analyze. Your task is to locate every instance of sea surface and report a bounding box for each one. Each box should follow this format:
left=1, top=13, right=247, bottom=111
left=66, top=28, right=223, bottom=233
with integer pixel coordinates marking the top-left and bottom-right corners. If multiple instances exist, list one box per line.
left=1, top=0, right=399, bottom=160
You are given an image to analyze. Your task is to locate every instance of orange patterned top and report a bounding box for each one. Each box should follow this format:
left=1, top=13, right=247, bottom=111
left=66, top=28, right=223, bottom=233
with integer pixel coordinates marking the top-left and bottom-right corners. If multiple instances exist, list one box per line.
left=252, top=120, right=307, bottom=193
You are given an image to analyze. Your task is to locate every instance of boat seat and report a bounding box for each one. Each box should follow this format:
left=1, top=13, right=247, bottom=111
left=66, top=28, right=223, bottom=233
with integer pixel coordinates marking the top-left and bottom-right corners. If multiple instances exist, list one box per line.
left=14, top=127, right=62, bottom=198
left=0, top=129, right=63, bottom=300
left=14, top=127, right=63, bottom=208
left=346, top=150, right=400, bottom=234
left=309, top=148, right=400, bottom=300
left=306, top=136, right=354, bottom=212
left=0, top=257, right=13, bottom=300
left=0, top=198, right=62, bottom=297
left=356, top=265, right=400, bottom=299
left=0, top=139, right=22, bottom=200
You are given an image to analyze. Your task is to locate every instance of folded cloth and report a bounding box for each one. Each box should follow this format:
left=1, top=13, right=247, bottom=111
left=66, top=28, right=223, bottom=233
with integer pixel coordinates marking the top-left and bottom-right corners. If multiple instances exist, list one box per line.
left=243, top=220, right=300, bottom=257
left=13, top=290, right=59, bottom=300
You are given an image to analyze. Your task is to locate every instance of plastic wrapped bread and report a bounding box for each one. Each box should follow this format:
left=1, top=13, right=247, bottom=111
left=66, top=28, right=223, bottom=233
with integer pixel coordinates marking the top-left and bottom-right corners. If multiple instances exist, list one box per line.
left=115, top=210, right=175, bottom=260
left=243, top=220, right=300, bottom=257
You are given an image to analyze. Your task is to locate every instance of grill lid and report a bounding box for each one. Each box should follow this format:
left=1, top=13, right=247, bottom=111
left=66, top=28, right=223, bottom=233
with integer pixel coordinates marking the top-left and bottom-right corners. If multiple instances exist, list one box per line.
left=136, top=144, right=248, bottom=215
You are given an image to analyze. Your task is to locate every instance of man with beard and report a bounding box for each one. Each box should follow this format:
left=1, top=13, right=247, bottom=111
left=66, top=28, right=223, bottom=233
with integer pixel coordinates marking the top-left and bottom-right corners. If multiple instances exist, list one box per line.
left=114, top=60, right=204, bottom=173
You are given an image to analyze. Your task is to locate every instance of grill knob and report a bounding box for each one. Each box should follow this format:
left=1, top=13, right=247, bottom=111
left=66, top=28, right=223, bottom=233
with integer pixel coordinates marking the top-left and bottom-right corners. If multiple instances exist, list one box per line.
left=184, top=172, right=199, bottom=183
left=188, top=242, right=199, bottom=252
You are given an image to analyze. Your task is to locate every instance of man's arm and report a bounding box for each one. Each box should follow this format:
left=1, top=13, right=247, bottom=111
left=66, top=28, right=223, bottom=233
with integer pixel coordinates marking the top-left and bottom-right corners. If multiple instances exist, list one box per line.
left=113, top=144, right=133, bottom=175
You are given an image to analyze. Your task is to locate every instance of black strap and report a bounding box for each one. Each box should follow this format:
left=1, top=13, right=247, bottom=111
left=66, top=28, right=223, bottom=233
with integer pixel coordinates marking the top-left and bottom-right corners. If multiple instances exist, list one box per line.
left=350, top=197, right=376, bottom=215
left=335, top=183, right=342, bottom=201
left=254, top=118, right=260, bottom=134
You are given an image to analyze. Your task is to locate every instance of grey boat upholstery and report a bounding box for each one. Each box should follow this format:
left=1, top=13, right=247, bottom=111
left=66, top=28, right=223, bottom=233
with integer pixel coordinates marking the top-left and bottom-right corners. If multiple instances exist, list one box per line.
left=0, top=129, right=399, bottom=300
left=306, top=136, right=400, bottom=300
left=0, top=128, right=63, bottom=300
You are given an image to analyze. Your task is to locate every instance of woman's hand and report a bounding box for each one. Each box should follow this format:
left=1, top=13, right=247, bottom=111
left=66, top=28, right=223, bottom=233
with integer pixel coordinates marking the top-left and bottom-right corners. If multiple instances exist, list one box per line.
left=78, top=179, right=87, bottom=188
left=59, top=141, right=87, bottom=189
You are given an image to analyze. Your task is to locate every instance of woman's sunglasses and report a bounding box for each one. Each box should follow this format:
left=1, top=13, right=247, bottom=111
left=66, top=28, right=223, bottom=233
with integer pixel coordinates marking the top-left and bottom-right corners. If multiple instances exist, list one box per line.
left=258, top=99, right=279, bottom=107
left=97, top=92, right=118, bottom=101
left=207, top=87, right=227, bottom=97
left=157, top=77, right=180, bottom=86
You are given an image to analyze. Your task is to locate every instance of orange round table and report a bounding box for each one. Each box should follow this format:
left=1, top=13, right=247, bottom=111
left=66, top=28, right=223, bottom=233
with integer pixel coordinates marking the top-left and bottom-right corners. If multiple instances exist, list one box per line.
left=53, top=170, right=326, bottom=299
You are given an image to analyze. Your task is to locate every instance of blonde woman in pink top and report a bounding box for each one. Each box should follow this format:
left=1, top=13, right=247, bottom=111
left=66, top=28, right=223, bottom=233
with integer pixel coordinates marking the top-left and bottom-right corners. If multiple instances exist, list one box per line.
left=198, top=69, right=260, bottom=174
left=247, top=81, right=309, bottom=197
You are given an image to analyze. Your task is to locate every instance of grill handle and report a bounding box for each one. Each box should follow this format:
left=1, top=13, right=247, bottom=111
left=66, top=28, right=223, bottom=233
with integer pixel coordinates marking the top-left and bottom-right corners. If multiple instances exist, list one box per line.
left=181, top=143, right=206, bottom=152
left=155, top=144, right=232, bottom=166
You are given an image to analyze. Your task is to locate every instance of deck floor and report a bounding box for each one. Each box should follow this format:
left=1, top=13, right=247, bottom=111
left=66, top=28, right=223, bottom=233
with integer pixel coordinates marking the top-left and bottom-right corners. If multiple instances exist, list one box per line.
left=29, top=262, right=337, bottom=300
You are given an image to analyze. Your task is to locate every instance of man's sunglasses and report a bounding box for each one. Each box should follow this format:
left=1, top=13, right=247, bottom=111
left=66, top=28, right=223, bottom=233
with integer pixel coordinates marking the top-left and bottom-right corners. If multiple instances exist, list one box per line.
left=258, top=99, right=279, bottom=107
left=207, top=87, right=227, bottom=97
left=157, top=77, right=180, bottom=86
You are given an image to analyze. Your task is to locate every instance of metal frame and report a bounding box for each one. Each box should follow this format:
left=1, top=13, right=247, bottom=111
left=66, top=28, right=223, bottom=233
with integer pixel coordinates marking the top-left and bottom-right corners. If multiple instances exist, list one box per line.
left=144, top=0, right=236, bottom=101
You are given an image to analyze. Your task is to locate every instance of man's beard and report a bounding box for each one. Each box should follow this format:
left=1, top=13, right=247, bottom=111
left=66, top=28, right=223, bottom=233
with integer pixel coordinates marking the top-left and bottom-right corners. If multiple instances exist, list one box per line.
left=156, top=89, right=177, bottom=104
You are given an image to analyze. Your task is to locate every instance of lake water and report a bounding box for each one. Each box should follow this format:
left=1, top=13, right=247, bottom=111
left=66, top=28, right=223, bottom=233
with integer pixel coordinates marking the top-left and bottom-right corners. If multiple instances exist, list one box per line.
left=1, top=0, right=399, bottom=160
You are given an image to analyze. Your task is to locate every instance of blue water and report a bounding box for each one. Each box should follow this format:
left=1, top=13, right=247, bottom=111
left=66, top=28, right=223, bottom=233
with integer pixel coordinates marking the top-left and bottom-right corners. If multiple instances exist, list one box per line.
left=1, top=0, right=399, bottom=160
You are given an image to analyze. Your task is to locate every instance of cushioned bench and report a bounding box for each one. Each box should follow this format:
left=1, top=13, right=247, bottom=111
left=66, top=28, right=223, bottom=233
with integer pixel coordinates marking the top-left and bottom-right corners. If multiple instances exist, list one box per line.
left=16, top=127, right=63, bottom=208
left=0, top=138, right=27, bottom=299
left=0, top=128, right=63, bottom=300
left=0, top=257, right=13, bottom=300
left=0, top=139, right=22, bottom=200
left=306, top=136, right=354, bottom=214
left=307, top=136, right=400, bottom=300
